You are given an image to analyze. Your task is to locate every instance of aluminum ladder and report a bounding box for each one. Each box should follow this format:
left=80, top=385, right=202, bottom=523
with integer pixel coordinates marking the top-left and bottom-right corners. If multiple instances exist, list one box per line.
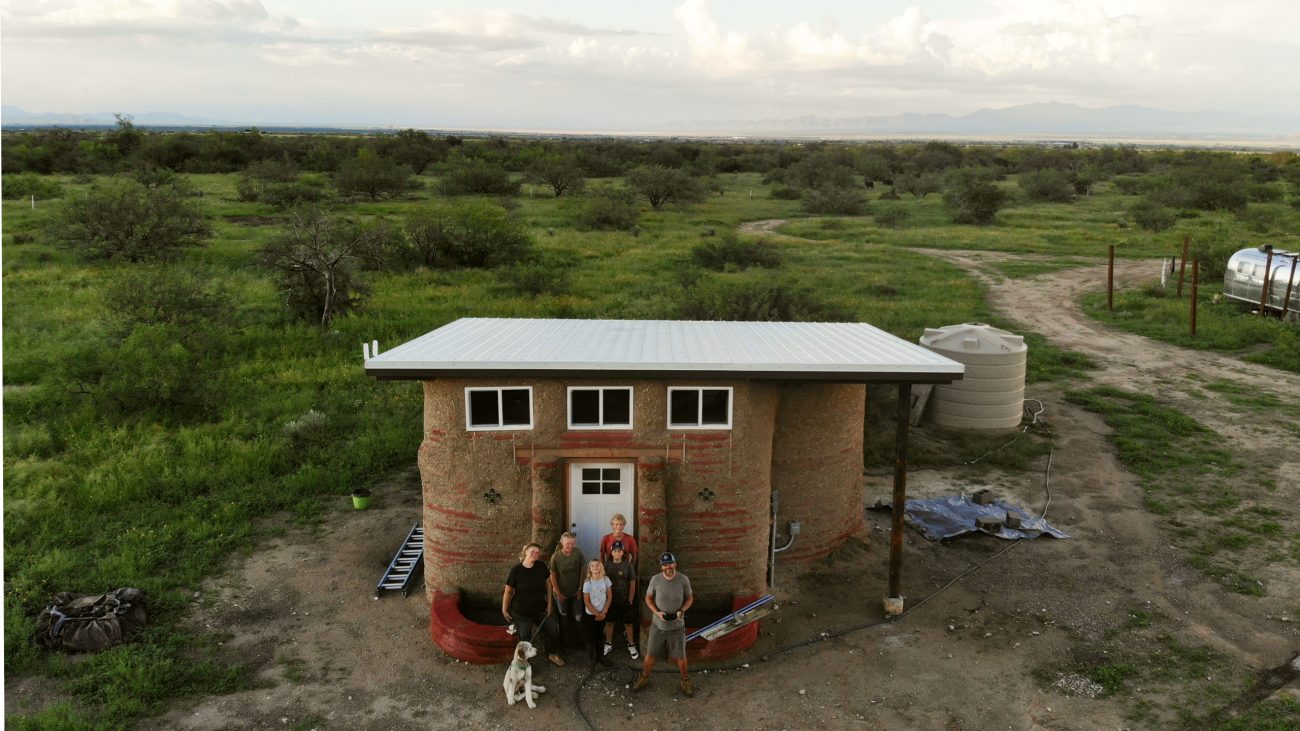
left=375, top=523, right=424, bottom=598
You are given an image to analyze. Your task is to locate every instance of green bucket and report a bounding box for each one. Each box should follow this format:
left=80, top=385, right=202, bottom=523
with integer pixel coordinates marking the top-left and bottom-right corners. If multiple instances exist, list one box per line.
left=351, top=489, right=372, bottom=510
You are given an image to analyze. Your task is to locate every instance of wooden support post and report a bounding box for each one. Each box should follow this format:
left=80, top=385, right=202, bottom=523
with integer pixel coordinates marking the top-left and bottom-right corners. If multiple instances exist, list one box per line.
left=1258, top=245, right=1275, bottom=316
left=1176, top=235, right=1190, bottom=298
left=1107, top=245, right=1115, bottom=311
left=888, top=383, right=911, bottom=604
left=1281, top=256, right=1298, bottom=319
left=1191, top=259, right=1199, bottom=336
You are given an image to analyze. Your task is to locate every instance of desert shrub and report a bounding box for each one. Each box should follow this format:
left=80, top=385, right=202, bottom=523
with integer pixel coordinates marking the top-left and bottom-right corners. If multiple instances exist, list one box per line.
left=769, top=185, right=802, bottom=200
left=874, top=205, right=910, bottom=228
left=691, top=235, right=783, bottom=271
left=878, top=188, right=901, bottom=200
left=573, top=189, right=639, bottom=231
left=1111, top=175, right=1146, bottom=195
left=1246, top=182, right=1283, bottom=203
left=436, top=157, right=520, bottom=197
left=1235, top=206, right=1284, bottom=234
left=260, top=176, right=331, bottom=209
left=60, top=265, right=232, bottom=418
left=679, top=277, right=850, bottom=322
left=406, top=199, right=533, bottom=268
left=894, top=171, right=942, bottom=198
left=1130, top=198, right=1177, bottom=232
left=44, top=178, right=212, bottom=261
left=801, top=188, right=867, bottom=215
left=1189, top=228, right=1240, bottom=282
left=526, top=155, right=586, bottom=197
left=1019, top=169, right=1075, bottom=203
left=3, top=173, right=64, bottom=200
left=625, top=165, right=706, bottom=210
left=499, top=253, right=576, bottom=297
left=943, top=168, right=1008, bottom=225
left=259, top=206, right=389, bottom=327
left=335, top=150, right=418, bottom=200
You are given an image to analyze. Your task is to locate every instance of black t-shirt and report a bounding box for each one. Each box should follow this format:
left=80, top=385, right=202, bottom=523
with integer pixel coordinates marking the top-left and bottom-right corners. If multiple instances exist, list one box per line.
left=506, top=562, right=551, bottom=617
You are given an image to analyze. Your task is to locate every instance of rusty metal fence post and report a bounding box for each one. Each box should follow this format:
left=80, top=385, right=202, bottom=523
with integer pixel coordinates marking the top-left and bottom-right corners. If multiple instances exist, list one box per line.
left=1107, top=245, right=1115, bottom=311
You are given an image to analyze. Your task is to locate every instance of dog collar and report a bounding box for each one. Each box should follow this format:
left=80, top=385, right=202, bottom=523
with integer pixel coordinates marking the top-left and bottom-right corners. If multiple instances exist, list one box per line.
left=511, top=660, right=529, bottom=671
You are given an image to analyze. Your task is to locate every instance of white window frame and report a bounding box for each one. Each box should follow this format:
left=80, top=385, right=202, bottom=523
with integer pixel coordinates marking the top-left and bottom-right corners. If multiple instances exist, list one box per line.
left=464, top=386, right=534, bottom=431
left=667, top=386, right=734, bottom=429
left=566, top=386, right=634, bottom=430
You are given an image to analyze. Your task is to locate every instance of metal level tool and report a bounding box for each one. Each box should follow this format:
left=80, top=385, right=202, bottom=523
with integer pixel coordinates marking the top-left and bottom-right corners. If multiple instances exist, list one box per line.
left=685, top=594, right=776, bottom=642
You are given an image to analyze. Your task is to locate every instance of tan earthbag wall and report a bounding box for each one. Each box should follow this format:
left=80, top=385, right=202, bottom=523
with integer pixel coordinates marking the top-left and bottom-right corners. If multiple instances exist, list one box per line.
left=770, top=384, right=867, bottom=563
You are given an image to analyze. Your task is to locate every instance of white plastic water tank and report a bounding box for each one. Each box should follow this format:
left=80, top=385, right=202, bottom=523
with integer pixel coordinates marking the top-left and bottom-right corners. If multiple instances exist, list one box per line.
left=919, top=323, right=1027, bottom=430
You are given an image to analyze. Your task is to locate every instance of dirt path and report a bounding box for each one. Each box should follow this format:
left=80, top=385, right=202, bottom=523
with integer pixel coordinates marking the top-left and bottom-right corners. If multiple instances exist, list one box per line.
left=18, top=248, right=1299, bottom=730
left=922, top=250, right=1300, bottom=448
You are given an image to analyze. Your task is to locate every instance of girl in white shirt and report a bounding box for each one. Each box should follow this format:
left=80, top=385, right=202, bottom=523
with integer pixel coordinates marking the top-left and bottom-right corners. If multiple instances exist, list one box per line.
left=582, top=560, right=613, bottom=667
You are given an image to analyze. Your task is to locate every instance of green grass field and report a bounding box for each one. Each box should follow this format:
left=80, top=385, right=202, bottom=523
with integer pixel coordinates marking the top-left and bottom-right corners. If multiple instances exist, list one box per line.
left=5, top=163, right=1299, bottom=729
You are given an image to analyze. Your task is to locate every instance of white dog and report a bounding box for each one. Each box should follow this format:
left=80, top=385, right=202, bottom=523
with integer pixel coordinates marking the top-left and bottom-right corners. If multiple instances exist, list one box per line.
left=503, top=641, right=547, bottom=708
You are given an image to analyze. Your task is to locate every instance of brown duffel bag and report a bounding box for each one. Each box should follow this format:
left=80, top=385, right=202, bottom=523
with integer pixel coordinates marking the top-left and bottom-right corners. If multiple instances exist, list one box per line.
left=33, top=588, right=147, bottom=653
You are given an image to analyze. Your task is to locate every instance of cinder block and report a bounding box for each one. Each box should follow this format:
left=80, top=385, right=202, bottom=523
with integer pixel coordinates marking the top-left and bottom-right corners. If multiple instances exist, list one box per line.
left=972, top=489, right=996, bottom=505
left=1004, top=512, right=1022, bottom=529
left=975, top=516, right=1002, bottom=532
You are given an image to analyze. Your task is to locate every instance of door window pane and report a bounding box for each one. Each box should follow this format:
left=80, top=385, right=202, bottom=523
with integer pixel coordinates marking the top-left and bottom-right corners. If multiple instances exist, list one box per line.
left=582, top=480, right=600, bottom=495
left=601, top=480, right=620, bottom=495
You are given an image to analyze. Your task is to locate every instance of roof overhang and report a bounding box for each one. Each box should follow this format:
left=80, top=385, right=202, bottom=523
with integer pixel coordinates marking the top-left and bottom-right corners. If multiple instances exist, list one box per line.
left=364, top=318, right=965, bottom=384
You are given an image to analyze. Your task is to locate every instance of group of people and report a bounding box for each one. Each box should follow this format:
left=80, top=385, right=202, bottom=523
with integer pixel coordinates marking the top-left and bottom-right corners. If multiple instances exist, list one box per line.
left=501, top=513, right=695, bottom=697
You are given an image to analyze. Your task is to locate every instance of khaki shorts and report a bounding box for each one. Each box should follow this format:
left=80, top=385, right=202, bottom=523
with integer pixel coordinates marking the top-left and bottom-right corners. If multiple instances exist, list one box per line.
left=646, top=624, right=686, bottom=659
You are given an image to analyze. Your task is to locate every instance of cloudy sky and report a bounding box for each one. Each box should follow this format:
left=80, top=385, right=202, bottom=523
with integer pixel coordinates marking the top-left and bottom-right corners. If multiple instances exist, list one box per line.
left=2, top=0, right=1297, bottom=130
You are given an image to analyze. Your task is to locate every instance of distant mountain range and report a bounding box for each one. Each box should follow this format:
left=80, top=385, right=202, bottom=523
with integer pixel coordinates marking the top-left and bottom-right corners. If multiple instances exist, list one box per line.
left=4, top=101, right=1298, bottom=141
left=2, top=106, right=232, bottom=127
left=666, top=102, right=1300, bottom=140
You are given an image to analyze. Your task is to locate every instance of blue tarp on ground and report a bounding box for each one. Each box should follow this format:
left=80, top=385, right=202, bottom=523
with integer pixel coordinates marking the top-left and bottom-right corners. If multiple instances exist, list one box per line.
left=895, top=496, right=1069, bottom=541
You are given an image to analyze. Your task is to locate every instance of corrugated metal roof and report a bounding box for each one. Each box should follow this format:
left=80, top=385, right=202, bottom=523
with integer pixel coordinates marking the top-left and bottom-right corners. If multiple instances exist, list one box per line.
left=364, top=318, right=965, bottom=383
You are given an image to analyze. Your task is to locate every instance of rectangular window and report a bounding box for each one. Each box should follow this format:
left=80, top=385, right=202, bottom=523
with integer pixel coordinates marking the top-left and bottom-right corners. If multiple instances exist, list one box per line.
left=667, top=387, right=733, bottom=429
left=567, top=387, right=633, bottom=429
left=465, top=387, right=533, bottom=430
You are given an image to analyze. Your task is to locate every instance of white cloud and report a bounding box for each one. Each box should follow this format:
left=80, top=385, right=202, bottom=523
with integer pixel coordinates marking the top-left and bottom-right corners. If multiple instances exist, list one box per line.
left=2, top=1, right=1297, bottom=128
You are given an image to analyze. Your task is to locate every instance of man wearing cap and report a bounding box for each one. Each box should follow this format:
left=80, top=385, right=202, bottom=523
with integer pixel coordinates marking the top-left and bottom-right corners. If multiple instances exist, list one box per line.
left=631, top=552, right=695, bottom=697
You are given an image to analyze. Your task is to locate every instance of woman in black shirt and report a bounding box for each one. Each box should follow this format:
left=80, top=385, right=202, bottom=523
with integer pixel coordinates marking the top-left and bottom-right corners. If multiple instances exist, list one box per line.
left=502, top=542, right=564, bottom=666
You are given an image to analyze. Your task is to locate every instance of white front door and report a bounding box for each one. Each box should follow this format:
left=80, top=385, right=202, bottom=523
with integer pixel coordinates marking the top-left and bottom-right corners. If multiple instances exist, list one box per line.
left=567, top=462, right=635, bottom=563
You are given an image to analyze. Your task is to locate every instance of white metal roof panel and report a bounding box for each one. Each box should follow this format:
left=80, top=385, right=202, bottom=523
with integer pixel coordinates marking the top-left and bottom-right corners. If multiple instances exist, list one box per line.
left=365, top=318, right=965, bottom=383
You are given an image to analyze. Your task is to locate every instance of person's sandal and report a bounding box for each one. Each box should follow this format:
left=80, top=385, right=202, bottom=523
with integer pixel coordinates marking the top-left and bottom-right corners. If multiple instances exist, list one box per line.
left=603, top=642, right=614, bottom=656
left=627, top=643, right=640, bottom=660
left=680, top=676, right=695, bottom=697
left=631, top=675, right=650, bottom=692
left=548, top=654, right=566, bottom=667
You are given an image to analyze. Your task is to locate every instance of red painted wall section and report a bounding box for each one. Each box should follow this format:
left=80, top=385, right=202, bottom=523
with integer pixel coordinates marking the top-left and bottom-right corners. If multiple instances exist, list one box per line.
left=770, top=384, right=867, bottom=563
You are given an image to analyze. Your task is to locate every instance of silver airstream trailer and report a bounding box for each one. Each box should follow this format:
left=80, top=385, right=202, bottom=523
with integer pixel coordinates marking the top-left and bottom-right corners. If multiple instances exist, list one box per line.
left=1222, top=246, right=1300, bottom=318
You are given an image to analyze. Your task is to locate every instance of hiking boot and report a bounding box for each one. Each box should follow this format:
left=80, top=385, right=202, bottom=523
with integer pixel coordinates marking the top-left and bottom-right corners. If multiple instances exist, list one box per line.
left=627, top=643, right=640, bottom=660
left=680, top=676, right=695, bottom=698
left=548, top=654, right=566, bottom=667
left=602, top=642, right=614, bottom=656
left=631, top=675, right=650, bottom=692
